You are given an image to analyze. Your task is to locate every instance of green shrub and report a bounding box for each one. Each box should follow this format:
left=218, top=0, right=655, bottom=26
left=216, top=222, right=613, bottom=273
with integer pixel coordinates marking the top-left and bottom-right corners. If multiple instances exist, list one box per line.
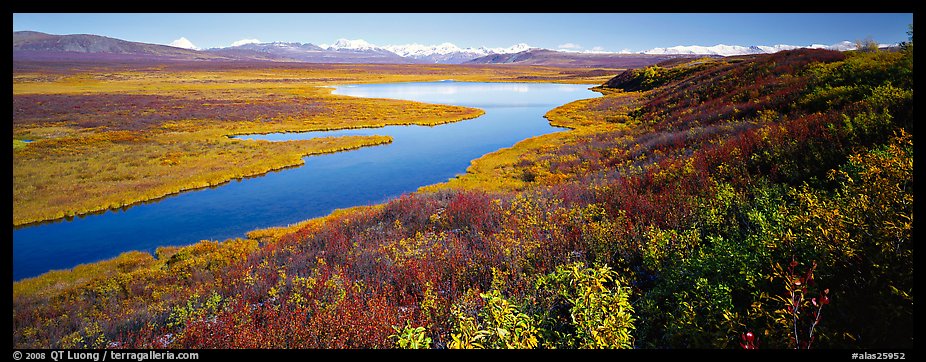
left=391, top=323, right=431, bottom=349
left=534, top=262, right=635, bottom=349
left=448, top=290, right=540, bottom=349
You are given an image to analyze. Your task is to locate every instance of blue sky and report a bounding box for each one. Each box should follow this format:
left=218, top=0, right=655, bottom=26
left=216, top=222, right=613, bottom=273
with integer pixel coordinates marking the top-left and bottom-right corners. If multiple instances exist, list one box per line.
left=12, top=13, right=913, bottom=51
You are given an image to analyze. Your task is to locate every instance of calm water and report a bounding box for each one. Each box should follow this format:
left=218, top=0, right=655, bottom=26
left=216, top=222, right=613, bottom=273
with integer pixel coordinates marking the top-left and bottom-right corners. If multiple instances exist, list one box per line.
left=12, top=81, right=599, bottom=281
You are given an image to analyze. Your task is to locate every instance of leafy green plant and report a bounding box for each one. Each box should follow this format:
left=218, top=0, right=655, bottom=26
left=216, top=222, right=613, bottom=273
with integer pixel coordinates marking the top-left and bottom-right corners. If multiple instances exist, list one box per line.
left=448, top=290, right=540, bottom=349
left=534, top=262, right=635, bottom=349
left=390, top=322, right=431, bottom=349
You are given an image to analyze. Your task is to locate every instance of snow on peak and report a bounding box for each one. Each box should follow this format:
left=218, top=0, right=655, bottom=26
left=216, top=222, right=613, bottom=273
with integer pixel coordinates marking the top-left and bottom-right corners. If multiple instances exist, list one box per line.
left=639, top=41, right=873, bottom=56
left=383, top=42, right=536, bottom=58
left=268, top=42, right=310, bottom=48
left=384, top=43, right=466, bottom=57
left=489, top=43, right=533, bottom=54
left=641, top=44, right=759, bottom=56
left=825, top=41, right=858, bottom=51
left=326, top=38, right=379, bottom=51
left=168, top=37, right=199, bottom=50
left=230, top=38, right=261, bottom=47
left=219, top=38, right=539, bottom=60
left=434, top=42, right=464, bottom=54
left=754, top=44, right=802, bottom=53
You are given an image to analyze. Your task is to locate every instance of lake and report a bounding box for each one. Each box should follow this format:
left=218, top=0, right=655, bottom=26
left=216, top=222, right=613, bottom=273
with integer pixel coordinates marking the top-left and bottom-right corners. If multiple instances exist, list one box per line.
left=12, top=81, right=599, bottom=281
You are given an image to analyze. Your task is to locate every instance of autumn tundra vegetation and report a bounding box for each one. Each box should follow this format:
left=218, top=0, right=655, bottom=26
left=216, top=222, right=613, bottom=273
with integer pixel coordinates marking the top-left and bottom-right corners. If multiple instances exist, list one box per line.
left=12, top=44, right=912, bottom=349
left=13, top=63, right=612, bottom=226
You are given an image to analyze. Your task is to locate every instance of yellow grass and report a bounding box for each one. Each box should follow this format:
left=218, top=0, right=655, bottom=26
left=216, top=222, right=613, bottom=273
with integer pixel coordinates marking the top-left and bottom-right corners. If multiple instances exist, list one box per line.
left=15, top=64, right=620, bottom=226
left=13, top=139, right=28, bottom=150
left=13, top=251, right=156, bottom=300
left=14, top=133, right=391, bottom=226
left=13, top=238, right=258, bottom=306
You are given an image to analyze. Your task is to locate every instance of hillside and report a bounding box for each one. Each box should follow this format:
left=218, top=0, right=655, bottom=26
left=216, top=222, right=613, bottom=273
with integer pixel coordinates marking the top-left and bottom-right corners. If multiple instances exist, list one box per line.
left=12, top=48, right=913, bottom=349
left=13, top=31, right=230, bottom=61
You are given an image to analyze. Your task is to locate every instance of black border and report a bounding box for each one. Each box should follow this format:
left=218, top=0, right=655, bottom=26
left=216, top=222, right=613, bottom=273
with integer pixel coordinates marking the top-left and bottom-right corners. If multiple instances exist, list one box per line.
left=9, top=2, right=920, bottom=13
left=9, top=4, right=918, bottom=358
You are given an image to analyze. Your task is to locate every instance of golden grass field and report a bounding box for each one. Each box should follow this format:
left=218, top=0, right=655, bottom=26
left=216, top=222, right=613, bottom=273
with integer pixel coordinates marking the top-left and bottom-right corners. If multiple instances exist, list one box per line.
left=13, top=63, right=620, bottom=226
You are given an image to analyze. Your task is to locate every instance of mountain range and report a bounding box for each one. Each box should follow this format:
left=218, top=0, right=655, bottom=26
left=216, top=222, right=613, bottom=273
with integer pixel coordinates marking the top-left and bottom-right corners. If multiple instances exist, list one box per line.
left=639, top=41, right=863, bottom=56
left=210, top=41, right=410, bottom=63
left=212, top=39, right=537, bottom=64
left=13, top=31, right=882, bottom=67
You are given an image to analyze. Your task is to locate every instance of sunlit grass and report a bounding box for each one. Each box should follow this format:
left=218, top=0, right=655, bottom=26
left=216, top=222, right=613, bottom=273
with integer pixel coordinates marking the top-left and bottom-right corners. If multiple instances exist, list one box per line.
left=13, top=251, right=156, bottom=300
left=14, top=63, right=614, bottom=226
left=13, top=132, right=391, bottom=226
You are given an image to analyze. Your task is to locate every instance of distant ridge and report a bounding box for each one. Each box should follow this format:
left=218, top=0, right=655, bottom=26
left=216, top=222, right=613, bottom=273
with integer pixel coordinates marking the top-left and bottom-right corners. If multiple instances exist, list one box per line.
left=464, top=49, right=706, bottom=68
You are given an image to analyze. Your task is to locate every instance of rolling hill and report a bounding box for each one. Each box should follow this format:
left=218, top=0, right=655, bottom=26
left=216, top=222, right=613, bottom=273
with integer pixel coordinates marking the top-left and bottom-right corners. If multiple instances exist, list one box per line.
left=13, top=31, right=230, bottom=61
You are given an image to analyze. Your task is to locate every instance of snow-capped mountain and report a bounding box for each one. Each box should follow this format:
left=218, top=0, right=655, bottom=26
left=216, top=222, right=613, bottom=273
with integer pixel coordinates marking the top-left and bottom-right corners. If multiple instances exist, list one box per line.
left=639, top=41, right=885, bottom=56
left=310, top=38, right=879, bottom=60
left=806, top=41, right=858, bottom=51
left=382, top=42, right=535, bottom=63
left=213, top=38, right=539, bottom=64
left=201, top=38, right=538, bottom=64
left=230, top=42, right=324, bottom=52
left=322, top=38, right=381, bottom=51
left=204, top=40, right=410, bottom=63
left=641, top=44, right=770, bottom=56
left=485, top=43, right=533, bottom=54
left=384, top=43, right=466, bottom=57
left=383, top=43, right=484, bottom=63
